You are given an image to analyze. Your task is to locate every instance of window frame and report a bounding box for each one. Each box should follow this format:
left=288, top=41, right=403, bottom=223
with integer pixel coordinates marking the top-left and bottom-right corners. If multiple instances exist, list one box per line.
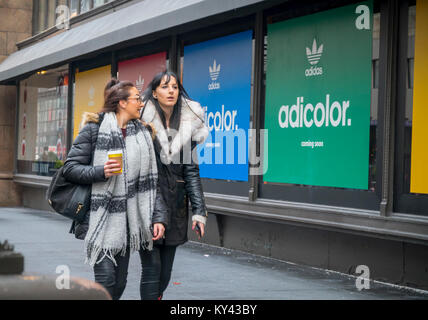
left=257, top=0, right=384, bottom=211
left=178, top=15, right=257, bottom=197
left=393, top=0, right=428, bottom=216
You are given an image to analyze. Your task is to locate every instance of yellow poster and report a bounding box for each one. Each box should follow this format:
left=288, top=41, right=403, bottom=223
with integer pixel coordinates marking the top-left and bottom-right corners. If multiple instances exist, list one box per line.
left=73, top=65, right=111, bottom=140
left=410, top=0, right=428, bottom=194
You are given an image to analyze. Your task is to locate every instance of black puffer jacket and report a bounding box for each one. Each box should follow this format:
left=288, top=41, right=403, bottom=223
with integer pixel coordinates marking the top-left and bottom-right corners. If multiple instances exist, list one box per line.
left=63, top=112, right=168, bottom=240
left=141, top=98, right=209, bottom=246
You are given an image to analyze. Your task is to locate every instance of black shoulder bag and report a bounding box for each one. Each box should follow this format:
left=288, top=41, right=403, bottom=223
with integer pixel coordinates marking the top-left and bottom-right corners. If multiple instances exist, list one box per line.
left=46, top=165, right=91, bottom=223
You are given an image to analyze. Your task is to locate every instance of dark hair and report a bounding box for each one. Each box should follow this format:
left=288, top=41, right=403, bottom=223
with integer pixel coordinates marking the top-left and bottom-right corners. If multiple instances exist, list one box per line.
left=101, top=78, right=135, bottom=113
left=142, top=71, right=191, bottom=131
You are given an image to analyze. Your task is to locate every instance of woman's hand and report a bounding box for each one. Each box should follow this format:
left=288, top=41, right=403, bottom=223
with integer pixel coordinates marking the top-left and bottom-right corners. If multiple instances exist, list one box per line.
left=152, top=223, right=165, bottom=241
left=192, top=221, right=205, bottom=240
left=104, top=159, right=121, bottom=178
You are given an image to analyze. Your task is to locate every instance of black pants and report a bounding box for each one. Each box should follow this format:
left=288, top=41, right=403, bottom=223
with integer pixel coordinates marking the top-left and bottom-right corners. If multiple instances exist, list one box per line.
left=139, top=244, right=177, bottom=300
left=93, top=249, right=130, bottom=300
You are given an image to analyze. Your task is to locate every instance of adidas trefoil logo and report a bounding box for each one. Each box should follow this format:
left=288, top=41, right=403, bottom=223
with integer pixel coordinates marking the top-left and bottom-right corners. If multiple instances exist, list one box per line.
left=208, top=59, right=221, bottom=90
left=305, top=39, right=324, bottom=77
left=136, top=75, right=144, bottom=92
left=306, top=39, right=323, bottom=65
left=209, top=60, right=221, bottom=81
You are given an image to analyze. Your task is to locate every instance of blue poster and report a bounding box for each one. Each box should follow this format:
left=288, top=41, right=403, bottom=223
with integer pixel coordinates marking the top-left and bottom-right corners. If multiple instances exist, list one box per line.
left=183, top=30, right=253, bottom=181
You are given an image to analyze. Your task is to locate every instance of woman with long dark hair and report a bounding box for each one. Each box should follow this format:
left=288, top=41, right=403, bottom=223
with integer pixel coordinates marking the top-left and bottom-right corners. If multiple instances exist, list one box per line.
left=63, top=79, right=168, bottom=300
left=139, top=70, right=209, bottom=300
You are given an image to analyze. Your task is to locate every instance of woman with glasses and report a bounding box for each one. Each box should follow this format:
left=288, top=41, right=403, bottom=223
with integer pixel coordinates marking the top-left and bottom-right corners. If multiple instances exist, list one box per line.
left=63, top=78, right=168, bottom=300
left=139, top=70, right=209, bottom=300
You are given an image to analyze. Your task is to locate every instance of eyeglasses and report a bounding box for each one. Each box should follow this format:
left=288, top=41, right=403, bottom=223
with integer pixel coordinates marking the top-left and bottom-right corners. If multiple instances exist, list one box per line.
left=128, top=95, right=143, bottom=103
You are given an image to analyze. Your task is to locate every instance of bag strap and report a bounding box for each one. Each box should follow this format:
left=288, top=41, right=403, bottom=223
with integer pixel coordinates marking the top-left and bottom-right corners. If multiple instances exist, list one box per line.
left=69, top=220, right=76, bottom=234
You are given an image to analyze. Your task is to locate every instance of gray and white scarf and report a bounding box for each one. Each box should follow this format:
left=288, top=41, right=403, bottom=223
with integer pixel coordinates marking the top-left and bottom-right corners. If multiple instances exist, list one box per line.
left=85, top=112, right=157, bottom=267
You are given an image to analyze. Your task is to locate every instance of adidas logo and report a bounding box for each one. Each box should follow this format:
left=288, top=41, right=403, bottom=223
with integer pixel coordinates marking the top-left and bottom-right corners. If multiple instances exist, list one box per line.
left=306, top=39, right=323, bottom=65
left=305, top=39, right=324, bottom=77
left=208, top=60, right=221, bottom=90
left=209, top=60, right=221, bottom=81
left=136, top=75, right=144, bottom=92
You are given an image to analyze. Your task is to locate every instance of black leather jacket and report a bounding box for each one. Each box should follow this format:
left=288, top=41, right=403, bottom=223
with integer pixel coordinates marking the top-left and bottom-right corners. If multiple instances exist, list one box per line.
left=63, top=113, right=168, bottom=240
left=140, top=98, right=209, bottom=246
left=153, top=138, right=207, bottom=246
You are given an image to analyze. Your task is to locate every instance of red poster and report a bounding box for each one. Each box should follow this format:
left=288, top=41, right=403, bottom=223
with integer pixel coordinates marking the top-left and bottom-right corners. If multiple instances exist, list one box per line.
left=118, top=52, right=167, bottom=93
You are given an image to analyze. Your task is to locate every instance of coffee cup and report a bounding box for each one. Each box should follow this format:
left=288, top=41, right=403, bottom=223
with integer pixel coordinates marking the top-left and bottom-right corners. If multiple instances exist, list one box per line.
left=108, top=150, right=123, bottom=174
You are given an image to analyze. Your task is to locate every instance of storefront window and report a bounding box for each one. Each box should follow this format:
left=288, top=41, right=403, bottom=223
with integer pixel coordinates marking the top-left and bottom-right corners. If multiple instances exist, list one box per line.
left=394, top=0, right=428, bottom=215
left=404, top=1, right=428, bottom=196
left=263, top=2, right=379, bottom=192
left=183, top=31, right=253, bottom=182
left=73, top=65, right=111, bottom=140
left=17, top=65, right=69, bottom=176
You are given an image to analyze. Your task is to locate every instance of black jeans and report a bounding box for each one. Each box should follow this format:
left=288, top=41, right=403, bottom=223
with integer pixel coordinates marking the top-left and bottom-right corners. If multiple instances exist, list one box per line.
left=139, top=244, right=177, bottom=300
left=93, top=249, right=130, bottom=300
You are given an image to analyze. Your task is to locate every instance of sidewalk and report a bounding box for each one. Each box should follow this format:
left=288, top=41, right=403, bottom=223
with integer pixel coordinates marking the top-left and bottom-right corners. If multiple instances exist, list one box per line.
left=1, top=207, right=427, bottom=300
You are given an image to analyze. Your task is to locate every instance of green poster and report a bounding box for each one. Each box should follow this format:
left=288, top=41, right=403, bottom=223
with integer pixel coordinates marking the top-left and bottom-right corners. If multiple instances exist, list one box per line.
left=264, top=1, right=372, bottom=189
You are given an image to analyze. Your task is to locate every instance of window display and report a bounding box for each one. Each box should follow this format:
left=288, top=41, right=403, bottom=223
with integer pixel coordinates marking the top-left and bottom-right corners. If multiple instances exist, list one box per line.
left=17, top=65, right=69, bottom=176
left=264, top=1, right=376, bottom=190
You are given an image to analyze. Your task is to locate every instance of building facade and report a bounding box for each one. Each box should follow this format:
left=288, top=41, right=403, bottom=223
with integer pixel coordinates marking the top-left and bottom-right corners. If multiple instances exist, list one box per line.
left=0, top=0, right=32, bottom=206
left=0, top=0, right=427, bottom=289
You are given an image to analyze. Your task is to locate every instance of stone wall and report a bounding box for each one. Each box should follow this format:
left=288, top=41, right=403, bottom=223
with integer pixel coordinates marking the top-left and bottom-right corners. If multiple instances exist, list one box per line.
left=0, top=0, right=32, bottom=206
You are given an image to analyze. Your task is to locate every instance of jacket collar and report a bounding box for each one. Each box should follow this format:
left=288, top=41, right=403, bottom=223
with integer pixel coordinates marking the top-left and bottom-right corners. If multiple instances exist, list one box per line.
left=141, top=98, right=209, bottom=164
left=80, top=112, right=100, bottom=128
